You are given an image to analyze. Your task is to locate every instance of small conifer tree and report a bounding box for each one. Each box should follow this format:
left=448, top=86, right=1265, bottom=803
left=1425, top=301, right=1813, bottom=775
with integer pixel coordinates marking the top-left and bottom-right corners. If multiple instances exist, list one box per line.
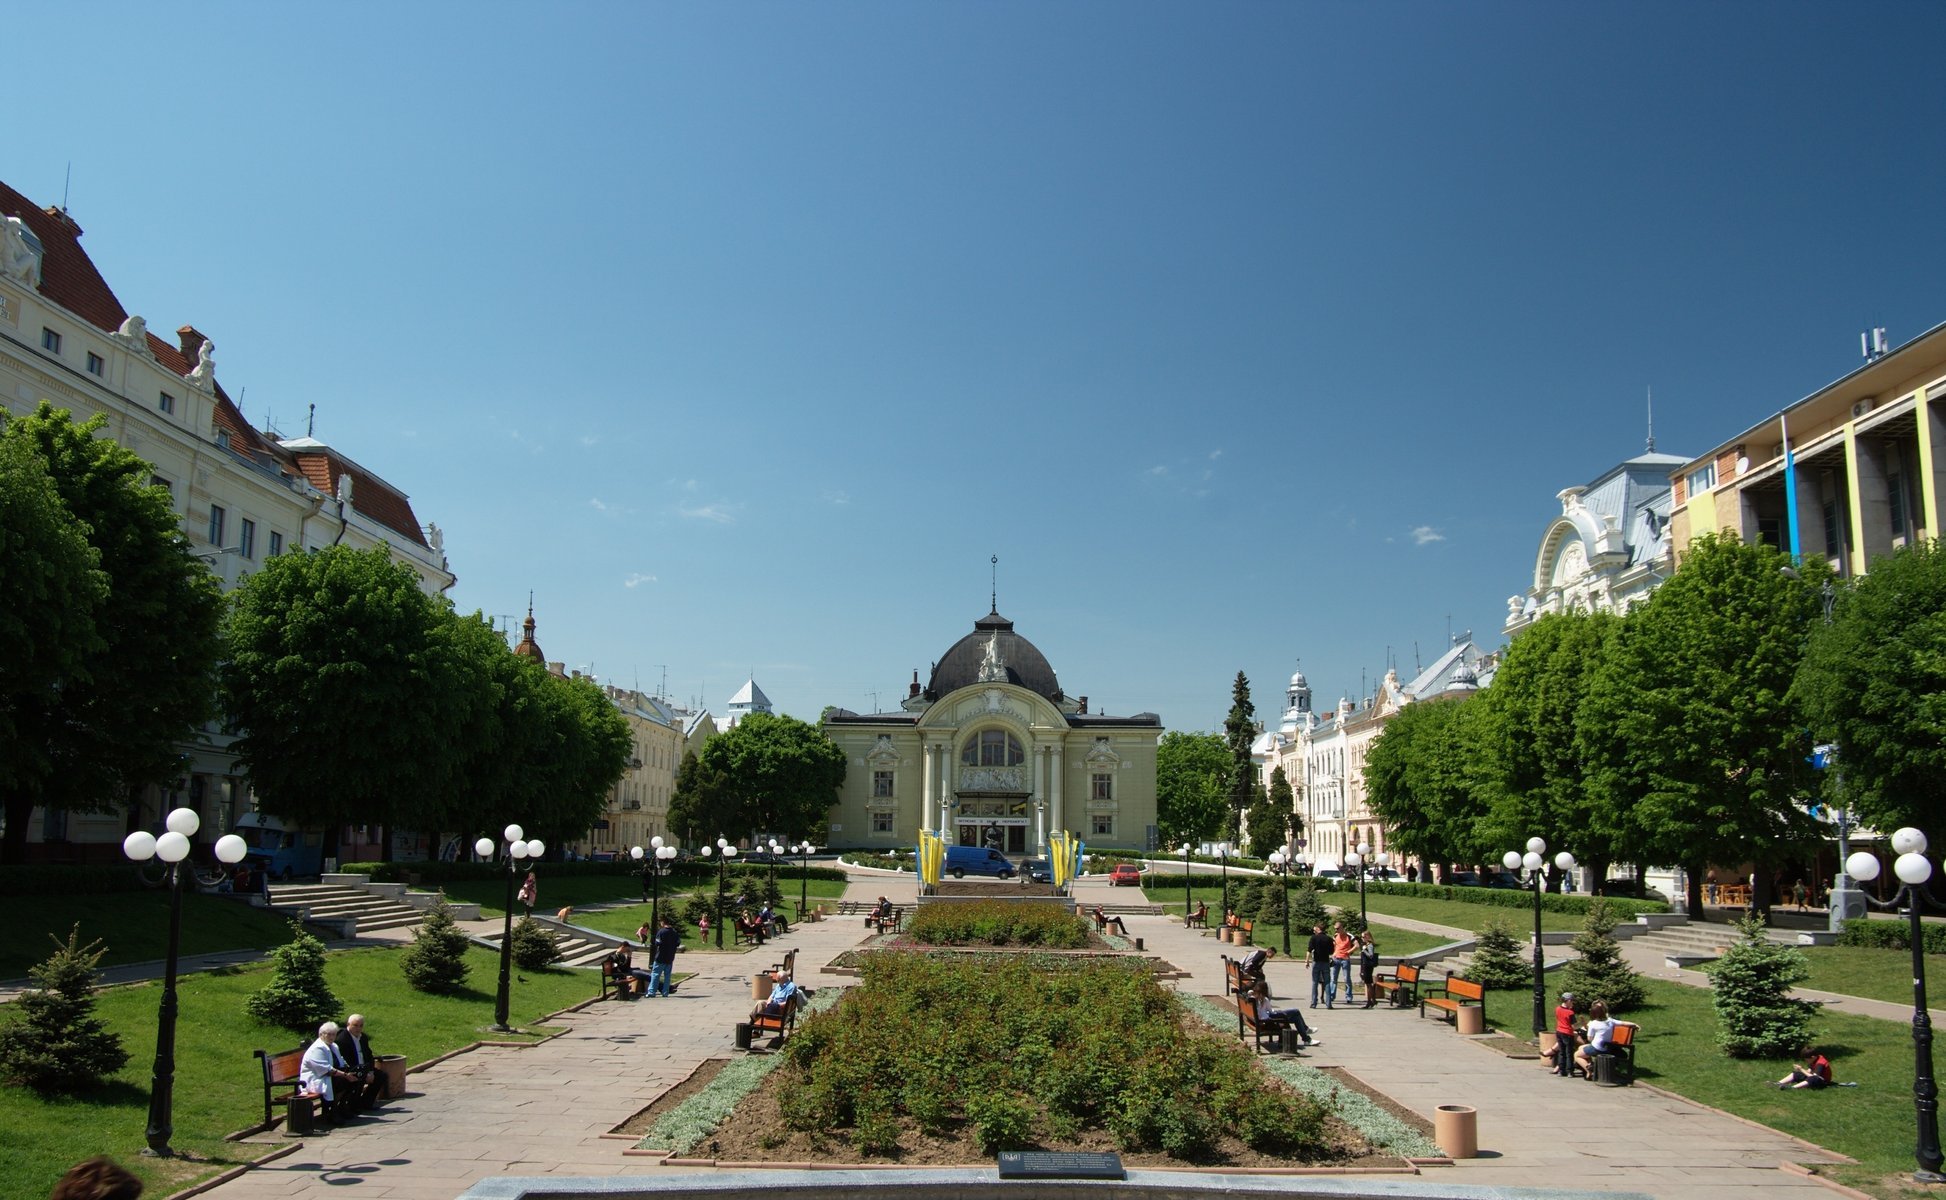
left=1462, top=917, right=1532, bottom=989
left=401, top=898, right=473, bottom=995
left=1712, top=915, right=1815, bottom=1057
left=0, top=926, right=129, bottom=1092
left=1559, top=898, right=1646, bottom=1013
left=508, top=916, right=563, bottom=971
left=1288, top=880, right=1330, bottom=933
left=246, top=922, right=342, bottom=1032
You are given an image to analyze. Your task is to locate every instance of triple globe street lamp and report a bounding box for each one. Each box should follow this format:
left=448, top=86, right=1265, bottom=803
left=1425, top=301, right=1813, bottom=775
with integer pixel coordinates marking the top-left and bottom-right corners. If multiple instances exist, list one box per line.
left=630, top=837, right=679, bottom=933
left=1503, top=836, right=1575, bottom=1037
left=474, top=824, right=543, bottom=1032
left=1845, top=828, right=1944, bottom=1183
left=698, top=837, right=737, bottom=948
left=1343, top=841, right=1390, bottom=925
left=123, top=808, right=248, bottom=1156
left=1265, top=846, right=1299, bottom=955
left=790, top=841, right=818, bottom=917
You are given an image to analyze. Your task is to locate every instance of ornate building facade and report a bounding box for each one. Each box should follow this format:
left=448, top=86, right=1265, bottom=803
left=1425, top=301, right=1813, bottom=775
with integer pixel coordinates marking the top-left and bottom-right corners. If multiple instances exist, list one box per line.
left=822, top=608, right=1161, bottom=854
left=1503, top=452, right=1688, bottom=637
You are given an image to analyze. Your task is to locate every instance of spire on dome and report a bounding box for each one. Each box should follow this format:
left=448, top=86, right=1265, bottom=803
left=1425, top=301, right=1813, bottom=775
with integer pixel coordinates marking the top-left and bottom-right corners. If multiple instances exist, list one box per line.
left=514, top=594, right=545, bottom=664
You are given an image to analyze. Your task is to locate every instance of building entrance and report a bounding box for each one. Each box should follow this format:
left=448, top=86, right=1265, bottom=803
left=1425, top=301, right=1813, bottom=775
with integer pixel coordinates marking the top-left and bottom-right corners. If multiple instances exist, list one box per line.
left=955, top=796, right=1030, bottom=854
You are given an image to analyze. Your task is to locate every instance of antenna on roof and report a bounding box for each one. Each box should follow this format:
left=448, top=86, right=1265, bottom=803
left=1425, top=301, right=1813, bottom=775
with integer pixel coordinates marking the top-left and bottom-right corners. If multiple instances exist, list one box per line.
left=990, top=554, right=999, bottom=612
left=307, top=403, right=315, bottom=437
left=1645, top=386, right=1655, bottom=453
left=61, top=163, right=71, bottom=213
left=1861, top=327, right=1889, bottom=361
left=1414, top=642, right=1422, bottom=674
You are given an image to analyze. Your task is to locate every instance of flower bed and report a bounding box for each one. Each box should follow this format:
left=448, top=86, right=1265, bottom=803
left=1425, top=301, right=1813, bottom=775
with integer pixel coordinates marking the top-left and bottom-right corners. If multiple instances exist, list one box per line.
left=905, top=898, right=1091, bottom=948
left=764, top=954, right=1334, bottom=1162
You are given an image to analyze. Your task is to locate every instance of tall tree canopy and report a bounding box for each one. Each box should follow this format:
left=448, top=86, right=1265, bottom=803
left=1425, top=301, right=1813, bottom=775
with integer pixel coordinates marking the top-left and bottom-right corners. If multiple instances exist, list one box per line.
left=1364, top=695, right=1492, bottom=874
left=1793, top=540, right=1946, bottom=835
left=667, top=750, right=729, bottom=848
left=0, top=405, right=222, bottom=863
left=1578, top=534, right=1823, bottom=913
left=1244, top=765, right=1296, bottom=857
left=1474, top=611, right=1628, bottom=888
left=223, top=545, right=468, bottom=844
left=693, top=711, right=845, bottom=844
left=1222, top=671, right=1257, bottom=843
left=1155, top=731, right=1229, bottom=848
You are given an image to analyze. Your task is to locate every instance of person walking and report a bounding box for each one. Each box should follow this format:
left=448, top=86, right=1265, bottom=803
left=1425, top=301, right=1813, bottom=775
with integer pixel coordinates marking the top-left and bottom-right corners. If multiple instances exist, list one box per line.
left=1305, top=923, right=1332, bottom=1008
left=647, top=915, right=681, bottom=997
left=516, top=871, right=537, bottom=915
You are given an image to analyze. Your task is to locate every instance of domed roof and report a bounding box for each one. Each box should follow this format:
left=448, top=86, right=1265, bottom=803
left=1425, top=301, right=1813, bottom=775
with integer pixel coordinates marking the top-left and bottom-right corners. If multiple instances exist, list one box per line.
left=926, top=609, right=1063, bottom=704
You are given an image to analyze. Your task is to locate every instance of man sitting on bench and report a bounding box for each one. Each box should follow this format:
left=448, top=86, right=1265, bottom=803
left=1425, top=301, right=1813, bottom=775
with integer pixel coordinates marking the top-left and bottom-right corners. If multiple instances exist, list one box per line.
left=866, top=896, right=895, bottom=931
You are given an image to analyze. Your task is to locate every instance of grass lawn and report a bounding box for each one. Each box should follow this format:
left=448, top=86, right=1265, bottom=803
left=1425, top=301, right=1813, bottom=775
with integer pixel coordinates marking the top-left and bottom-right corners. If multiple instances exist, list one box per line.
left=1359, top=892, right=1585, bottom=934
left=2, top=892, right=304, bottom=980
left=432, top=870, right=843, bottom=918
left=1483, top=976, right=1929, bottom=1198
left=1716, top=944, right=1944, bottom=1009
left=0, top=944, right=592, bottom=1200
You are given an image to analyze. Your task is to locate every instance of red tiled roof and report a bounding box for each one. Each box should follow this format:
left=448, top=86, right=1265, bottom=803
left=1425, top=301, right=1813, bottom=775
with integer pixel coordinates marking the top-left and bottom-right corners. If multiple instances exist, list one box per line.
left=290, top=450, right=430, bottom=549
left=0, top=181, right=128, bottom=334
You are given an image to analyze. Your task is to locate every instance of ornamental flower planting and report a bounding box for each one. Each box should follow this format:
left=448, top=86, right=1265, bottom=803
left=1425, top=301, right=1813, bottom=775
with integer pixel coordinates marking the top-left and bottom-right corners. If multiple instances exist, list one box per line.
left=903, top=899, right=1092, bottom=948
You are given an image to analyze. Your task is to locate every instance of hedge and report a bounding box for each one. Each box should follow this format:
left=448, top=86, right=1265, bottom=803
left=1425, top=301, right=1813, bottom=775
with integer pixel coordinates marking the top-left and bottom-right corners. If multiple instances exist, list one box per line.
left=1838, top=917, right=1946, bottom=954
left=1136, top=873, right=1669, bottom=918
left=338, top=860, right=848, bottom=886
left=0, top=865, right=150, bottom=896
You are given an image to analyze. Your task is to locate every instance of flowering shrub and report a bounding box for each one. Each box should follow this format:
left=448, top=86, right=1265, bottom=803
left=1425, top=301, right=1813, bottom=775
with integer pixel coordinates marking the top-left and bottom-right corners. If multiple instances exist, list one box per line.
left=776, top=954, right=1327, bottom=1160
left=905, top=899, right=1091, bottom=948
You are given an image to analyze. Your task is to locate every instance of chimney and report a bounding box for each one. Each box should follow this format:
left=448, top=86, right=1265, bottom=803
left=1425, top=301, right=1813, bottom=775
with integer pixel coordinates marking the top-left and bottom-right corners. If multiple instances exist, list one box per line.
left=177, top=325, right=207, bottom=362
left=1078, top=696, right=1088, bottom=714
left=908, top=670, right=920, bottom=699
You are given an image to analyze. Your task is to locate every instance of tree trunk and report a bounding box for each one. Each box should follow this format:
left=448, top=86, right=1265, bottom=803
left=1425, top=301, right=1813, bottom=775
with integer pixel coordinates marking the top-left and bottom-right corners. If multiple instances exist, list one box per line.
left=378, top=824, right=393, bottom=863
left=1, top=793, right=32, bottom=865
left=1686, top=861, right=1706, bottom=919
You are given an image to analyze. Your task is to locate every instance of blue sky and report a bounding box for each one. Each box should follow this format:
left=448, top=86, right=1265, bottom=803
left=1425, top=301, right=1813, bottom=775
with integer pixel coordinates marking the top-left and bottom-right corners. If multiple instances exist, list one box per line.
left=10, top=2, right=1943, bottom=731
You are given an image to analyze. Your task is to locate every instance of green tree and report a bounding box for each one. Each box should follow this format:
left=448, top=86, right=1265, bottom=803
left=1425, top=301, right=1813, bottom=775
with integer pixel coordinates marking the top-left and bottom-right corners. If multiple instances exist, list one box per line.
left=1558, top=898, right=1646, bottom=1013
left=695, top=711, right=845, bottom=842
left=508, top=916, right=563, bottom=970
left=1365, top=696, right=1493, bottom=875
left=1243, top=771, right=1289, bottom=858
left=1155, top=731, right=1229, bottom=848
left=245, top=923, right=341, bottom=1032
left=223, top=545, right=472, bottom=856
left=1711, top=915, right=1815, bottom=1058
left=1222, top=672, right=1257, bottom=844
left=667, top=750, right=729, bottom=848
left=0, top=435, right=107, bottom=802
left=0, top=926, right=128, bottom=1092
left=1578, top=535, right=1823, bottom=916
left=1475, top=612, right=1629, bottom=890
left=401, top=899, right=473, bottom=994
left=1793, top=540, right=1946, bottom=835
left=0, top=405, right=223, bottom=864
left=1463, top=918, right=1531, bottom=989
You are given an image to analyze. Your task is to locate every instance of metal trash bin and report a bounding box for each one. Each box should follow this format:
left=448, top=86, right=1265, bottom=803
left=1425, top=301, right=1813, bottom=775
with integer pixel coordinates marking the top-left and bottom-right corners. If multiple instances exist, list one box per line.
left=286, top=1094, right=318, bottom=1136
left=1456, top=1005, right=1486, bottom=1035
left=1592, top=1053, right=1622, bottom=1086
left=734, top=1022, right=753, bottom=1052
left=752, top=973, right=775, bottom=1002
left=1278, top=1027, right=1301, bottom=1056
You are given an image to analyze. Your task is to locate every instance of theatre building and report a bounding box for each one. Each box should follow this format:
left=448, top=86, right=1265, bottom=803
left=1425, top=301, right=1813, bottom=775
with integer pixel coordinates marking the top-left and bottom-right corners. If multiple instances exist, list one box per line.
left=822, top=608, right=1162, bottom=855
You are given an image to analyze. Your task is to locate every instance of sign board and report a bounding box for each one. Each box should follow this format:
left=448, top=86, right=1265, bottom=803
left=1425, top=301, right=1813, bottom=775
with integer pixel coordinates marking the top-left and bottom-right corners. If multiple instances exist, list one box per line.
left=995, top=1151, right=1124, bottom=1180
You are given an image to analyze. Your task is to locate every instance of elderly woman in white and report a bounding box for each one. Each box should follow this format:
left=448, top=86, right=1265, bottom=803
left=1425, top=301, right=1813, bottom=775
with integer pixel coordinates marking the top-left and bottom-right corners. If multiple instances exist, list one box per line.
left=300, top=1021, right=355, bottom=1109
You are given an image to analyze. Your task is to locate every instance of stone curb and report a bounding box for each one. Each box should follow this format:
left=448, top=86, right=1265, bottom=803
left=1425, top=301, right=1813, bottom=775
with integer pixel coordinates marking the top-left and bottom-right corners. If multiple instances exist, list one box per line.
left=656, top=1158, right=1421, bottom=1175
left=161, top=1138, right=306, bottom=1200
left=1778, top=1159, right=1878, bottom=1200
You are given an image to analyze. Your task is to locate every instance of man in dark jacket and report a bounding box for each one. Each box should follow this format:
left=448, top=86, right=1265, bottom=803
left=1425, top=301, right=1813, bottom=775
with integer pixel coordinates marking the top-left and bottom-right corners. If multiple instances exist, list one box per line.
left=648, top=916, right=682, bottom=996
left=1305, top=924, right=1334, bottom=1008
left=337, top=1013, right=386, bottom=1112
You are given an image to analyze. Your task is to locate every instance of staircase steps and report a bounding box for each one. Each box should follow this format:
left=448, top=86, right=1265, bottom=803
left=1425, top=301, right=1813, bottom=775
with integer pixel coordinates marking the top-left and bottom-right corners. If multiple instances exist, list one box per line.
left=267, top=882, right=428, bottom=937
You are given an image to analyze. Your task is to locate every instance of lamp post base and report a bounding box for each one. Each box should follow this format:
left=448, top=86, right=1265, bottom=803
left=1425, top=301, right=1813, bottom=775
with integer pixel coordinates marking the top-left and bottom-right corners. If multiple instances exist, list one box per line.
left=1915, top=1171, right=1946, bottom=1185
left=1827, top=881, right=1868, bottom=932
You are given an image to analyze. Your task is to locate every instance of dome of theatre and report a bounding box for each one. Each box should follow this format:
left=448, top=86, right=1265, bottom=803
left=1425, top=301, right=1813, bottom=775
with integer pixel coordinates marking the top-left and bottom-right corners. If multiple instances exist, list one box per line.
left=926, top=609, right=1063, bottom=704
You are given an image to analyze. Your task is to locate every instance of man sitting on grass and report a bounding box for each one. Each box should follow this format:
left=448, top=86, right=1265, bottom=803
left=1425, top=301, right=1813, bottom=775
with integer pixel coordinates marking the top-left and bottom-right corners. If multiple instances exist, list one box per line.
left=1774, top=1050, right=1833, bottom=1090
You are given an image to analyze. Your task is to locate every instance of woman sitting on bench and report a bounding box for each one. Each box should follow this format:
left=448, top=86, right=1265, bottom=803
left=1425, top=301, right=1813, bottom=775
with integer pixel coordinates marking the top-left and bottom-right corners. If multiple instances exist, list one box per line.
left=1090, top=906, right=1128, bottom=936
left=1572, top=1000, right=1615, bottom=1078
left=1186, top=900, right=1209, bottom=928
left=1249, top=980, right=1317, bottom=1046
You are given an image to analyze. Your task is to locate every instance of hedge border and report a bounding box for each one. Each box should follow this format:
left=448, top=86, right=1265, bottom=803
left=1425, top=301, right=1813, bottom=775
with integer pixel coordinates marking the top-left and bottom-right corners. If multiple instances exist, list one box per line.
left=1138, top=873, right=1668, bottom=918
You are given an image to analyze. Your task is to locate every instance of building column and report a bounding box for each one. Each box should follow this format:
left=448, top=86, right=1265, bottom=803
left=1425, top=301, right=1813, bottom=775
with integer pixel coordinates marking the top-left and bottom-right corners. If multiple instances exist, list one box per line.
left=936, top=743, right=952, bottom=834
left=1847, top=426, right=1894, bottom=572
left=1920, top=392, right=1944, bottom=540
left=1049, top=744, right=1064, bottom=838
left=920, top=740, right=935, bottom=836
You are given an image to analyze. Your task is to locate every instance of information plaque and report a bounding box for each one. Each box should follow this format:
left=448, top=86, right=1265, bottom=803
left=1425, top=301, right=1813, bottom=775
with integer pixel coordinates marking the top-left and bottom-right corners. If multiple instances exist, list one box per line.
left=995, top=1151, right=1126, bottom=1180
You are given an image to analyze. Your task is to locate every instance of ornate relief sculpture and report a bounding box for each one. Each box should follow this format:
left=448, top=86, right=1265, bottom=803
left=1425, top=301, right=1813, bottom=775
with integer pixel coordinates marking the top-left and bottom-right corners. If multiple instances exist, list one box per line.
left=1, top=216, right=41, bottom=287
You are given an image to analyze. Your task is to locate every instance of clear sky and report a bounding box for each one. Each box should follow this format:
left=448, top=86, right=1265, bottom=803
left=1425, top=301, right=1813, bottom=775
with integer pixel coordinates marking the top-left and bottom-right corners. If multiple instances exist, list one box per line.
left=9, top=2, right=1943, bottom=731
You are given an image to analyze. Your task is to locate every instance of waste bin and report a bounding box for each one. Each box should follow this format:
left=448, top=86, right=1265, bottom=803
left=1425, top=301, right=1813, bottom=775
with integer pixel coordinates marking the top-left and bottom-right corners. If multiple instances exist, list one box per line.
left=286, top=1094, right=318, bottom=1136
left=1278, top=1027, right=1301, bottom=1055
left=1434, top=1105, right=1477, bottom=1158
left=1591, top=1053, right=1621, bottom=1086
left=377, top=1054, right=409, bottom=1098
left=752, top=973, right=775, bottom=1002
left=734, top=1022, right=753, bottom=1052
left=1456, top=1005, right=1485, bottom=1035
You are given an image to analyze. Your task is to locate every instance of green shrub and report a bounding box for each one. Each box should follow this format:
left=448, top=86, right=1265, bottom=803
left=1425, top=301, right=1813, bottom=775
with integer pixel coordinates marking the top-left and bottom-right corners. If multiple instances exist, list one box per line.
left=906, top=900, right=1091, bottom=948
left=1462, top=919, right=1532, bottom=989
left=967, top=1092, right=1035, bottom=1152
left=0, top=926, right=129, bottom=1092
left=400, top=900, right=472, bottom=994
left=1559, top=898, right=1646, bottom=1013
left=245, top=921, right=342, bottom=1031
left=1712, top=915, right=1815, bottom=1058
left=1837, top=917, right=1946, bottom=954
left=1288, top=880, right=1330, bottom=932
left=1144, top=874, right=1672, bottom=918
left=508, top=916, right=562, bottom=970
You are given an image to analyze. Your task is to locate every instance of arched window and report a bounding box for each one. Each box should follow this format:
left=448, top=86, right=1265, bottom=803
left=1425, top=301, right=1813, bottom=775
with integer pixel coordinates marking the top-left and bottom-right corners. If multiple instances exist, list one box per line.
left=961, top=728, right=1024, bottom=767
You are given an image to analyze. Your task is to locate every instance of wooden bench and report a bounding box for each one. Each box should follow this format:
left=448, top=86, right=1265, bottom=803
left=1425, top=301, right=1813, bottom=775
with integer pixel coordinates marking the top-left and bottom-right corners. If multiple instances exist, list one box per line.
left=599, top=954, right=640, bottom=1000
left=866, top=906, right=903, bottom=933
left=1234, top=919, right=1254, bottom=946
left=770, top=947, right=797, bottom=979
left=1588, top=1021, right=1639, bottom=1085
left=253, top=1046, right=314, bottom=1128
left=1235, top=992, right=1291, bottom=1054
left=1371, top=962, right=1421, bottom=1008
left=1420, top=972, right=1486, bottom=1025
left=747, top=989, right=803, bottom=1050
left=732, top=917, right=767, bottom=947
left=1185, top=905, right=1209, bottom=929
left=1222, top=955, right=1244, bottom=996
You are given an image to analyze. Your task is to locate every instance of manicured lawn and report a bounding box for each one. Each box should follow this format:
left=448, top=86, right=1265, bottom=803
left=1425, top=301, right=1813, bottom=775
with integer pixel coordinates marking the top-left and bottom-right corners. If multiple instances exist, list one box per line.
left=570, top=900, right=837, bottom=952
left=1359, top=892, right=1586, bottom=933
left=0, top=944, right=592, bottom=1200
left=432, top=870, right=843, bottom=918
left=1484, top=976, right=1925, bottom=1197
left=2, top=892, right=303, bottom=979
left=1771, top=944, right=1940, bottom=1009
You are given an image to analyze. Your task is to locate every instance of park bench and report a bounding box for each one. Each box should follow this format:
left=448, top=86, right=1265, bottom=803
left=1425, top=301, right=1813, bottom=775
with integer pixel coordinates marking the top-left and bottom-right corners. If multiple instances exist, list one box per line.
left=1185, top=905, right=1209, bottom=929
left=1221, top=955, right=1243, bottom=996
left=1420, top=972, right=1485, bottom=1025
left=1234, top=991, right=1297, bottom=1055
left=1371, top=962, right=1421, bottom=1008
left=600, top=954, right=640, bottom=1000
left=866, top=905, right=903, bottom=933
left=1233, top=919, right=1254, bottom=946
left=745, top=988, right=803, bottom=1051
left=732, top=915, right=767, bottom=947
left=253, top=1045, right=315, bottom=1129
left=1587, top=1021, right=1640, bottom=1086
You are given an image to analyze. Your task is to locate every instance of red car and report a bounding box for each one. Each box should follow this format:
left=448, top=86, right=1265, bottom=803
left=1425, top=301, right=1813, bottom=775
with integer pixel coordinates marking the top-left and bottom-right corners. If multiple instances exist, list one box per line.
left=1109, top=863, right=1143, bottom=887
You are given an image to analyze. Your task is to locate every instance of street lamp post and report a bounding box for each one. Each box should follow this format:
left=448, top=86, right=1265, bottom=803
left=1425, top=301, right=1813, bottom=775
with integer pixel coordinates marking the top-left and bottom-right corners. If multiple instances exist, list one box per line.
left=1343, top=841, right=1388, bottom=926
left=123, top=809, right=247, bottom=1156
left=1267, top=847, right=1295, bottom=955
left=699, top=837, right=737, bottom=948
left=630, top=837, right=677, bottom=932
left=766, top=839, right=784, bottom=898
left=1181, top=843, right=1193, bottom=921
left=1846, top=829, right=1945, bottom=1183
left=1218, top=844, right=1231, bottom=923
left=791, top=841, right=817, bottom=915
left=476, top=824, right=541, bottom=1032
left=1503, top=837, right=1575, bottom=1037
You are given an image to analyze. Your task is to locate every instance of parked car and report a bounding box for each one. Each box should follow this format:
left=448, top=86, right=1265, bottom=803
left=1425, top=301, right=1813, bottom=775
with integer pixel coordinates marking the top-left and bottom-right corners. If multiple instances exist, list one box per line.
left=1312, top=867, right=1345, bottom=883
left=944, top=845, right=1016, bottom=879
left=1484, top=871, right=1527, bottom=889
left=741, top=851, right=791, bottom=866
left=1021, top=858, right=1052, bottom=883
left=1108, top=863, right=1143, bottom=886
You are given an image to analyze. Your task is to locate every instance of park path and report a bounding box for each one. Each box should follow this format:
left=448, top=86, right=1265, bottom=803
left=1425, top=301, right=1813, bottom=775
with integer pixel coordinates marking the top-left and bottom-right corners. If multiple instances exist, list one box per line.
left=178, top=869, right=1861, bottom=1200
